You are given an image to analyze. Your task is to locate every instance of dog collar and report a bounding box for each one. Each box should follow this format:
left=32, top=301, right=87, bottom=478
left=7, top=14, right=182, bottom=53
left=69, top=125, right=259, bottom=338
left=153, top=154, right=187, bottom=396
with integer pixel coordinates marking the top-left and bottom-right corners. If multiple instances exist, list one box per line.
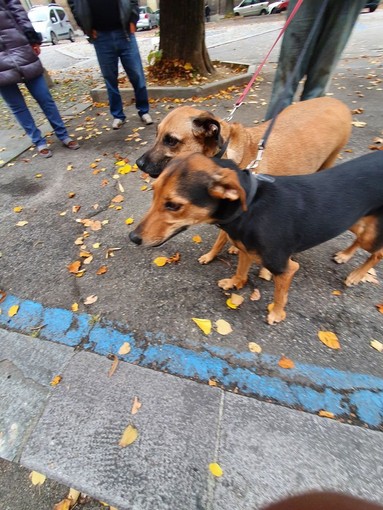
left=215, top=136, right=230, bottom=159
left=215, top=171, right=260, bottom=226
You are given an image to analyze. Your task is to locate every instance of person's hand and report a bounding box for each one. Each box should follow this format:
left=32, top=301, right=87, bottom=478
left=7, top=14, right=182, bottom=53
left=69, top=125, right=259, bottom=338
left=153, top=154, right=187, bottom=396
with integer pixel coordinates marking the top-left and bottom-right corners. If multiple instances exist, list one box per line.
left=130, top=22, right=136, bottom=33
left=31, top=43, right=41, bottom=56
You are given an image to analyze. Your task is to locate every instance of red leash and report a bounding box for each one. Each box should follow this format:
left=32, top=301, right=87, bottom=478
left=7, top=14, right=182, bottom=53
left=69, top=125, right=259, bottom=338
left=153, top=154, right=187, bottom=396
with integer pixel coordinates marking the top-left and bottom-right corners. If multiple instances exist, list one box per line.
left=226, top=0, right=305, bottom=121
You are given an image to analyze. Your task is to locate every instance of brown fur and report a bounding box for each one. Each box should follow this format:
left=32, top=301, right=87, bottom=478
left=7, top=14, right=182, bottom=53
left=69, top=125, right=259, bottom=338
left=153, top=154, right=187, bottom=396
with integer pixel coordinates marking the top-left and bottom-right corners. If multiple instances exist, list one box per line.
left=136, top=97, right=352, bottom=267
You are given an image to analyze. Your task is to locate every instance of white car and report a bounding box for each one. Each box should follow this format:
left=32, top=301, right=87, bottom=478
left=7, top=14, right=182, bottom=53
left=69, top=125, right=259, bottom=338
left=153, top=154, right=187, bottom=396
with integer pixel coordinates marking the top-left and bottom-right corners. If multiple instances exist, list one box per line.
left=234, top=0, right=269, bottom=17
left=28, top=5, right=75, bottom=45
left=136, top=6, right=158, bottom=31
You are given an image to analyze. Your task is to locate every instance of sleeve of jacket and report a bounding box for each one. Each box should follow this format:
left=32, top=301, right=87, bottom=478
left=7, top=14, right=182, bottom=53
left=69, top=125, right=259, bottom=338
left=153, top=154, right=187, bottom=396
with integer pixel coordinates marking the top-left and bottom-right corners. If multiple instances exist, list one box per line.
left=67, top=0, right=83, bottom=29
left=4, top=0, right=42, bottom=44
left=130, top=0, right=139, bottom=25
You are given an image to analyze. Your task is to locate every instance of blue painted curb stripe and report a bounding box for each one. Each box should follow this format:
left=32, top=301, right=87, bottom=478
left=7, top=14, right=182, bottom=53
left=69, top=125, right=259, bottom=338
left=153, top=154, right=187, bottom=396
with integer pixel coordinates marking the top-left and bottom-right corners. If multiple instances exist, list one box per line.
left=1, top=294, right=382, bottom=428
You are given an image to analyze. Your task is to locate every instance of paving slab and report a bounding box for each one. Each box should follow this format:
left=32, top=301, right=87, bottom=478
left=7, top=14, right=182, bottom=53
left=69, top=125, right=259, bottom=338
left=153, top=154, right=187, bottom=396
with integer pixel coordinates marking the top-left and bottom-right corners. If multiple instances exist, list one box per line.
left=21, top=350, right=223, bottom=510
left=214, top=392, right=383, bottom=510
left=0, top=330, right=74, bottom=461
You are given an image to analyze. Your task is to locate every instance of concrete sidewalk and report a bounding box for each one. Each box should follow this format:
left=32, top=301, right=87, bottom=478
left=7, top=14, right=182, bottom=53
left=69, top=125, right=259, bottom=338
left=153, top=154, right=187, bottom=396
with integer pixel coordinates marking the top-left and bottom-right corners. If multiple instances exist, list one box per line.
left=1, top=52, right=383, bottom=509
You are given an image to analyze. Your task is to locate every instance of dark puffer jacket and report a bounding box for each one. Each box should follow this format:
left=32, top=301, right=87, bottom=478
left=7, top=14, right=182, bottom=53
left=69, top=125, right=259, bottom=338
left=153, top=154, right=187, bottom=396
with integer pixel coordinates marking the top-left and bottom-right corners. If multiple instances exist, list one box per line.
left=0, top=0, right=43, bottom=86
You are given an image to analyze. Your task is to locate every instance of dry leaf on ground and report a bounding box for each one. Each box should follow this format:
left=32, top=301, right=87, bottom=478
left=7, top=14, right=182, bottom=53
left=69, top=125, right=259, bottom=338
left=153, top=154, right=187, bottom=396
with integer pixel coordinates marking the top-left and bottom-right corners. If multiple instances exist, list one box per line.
left=192, top=317, right=212, bottom=335
left=8, top=304, right=19, bottom=317
left=131, top=396, right=142, bottom=415
left=209, top=463, right=223, bottom=477
left=118, top=342, right=131, bottom=355
left=318, top=410, right=335, bottom=419
left=29, top=471, right=46, bottom=485
left=50, top=375, right=62, bottom=386
left=119, top=424, right=138, bottom=447
left=108, top=355, right=119, bottom=377
left=53, top=488, right=80, bottom=510
left=215, top=319, right=233, bottom=335
left=84, top=295, right=98, bottom=305
left=318, top=330, right=341, bottom=350
left=278, top=356, right=295, bottom=369
left=370, top=339, right=383, bottom=352
left=248, top=342, right=262, bottom=353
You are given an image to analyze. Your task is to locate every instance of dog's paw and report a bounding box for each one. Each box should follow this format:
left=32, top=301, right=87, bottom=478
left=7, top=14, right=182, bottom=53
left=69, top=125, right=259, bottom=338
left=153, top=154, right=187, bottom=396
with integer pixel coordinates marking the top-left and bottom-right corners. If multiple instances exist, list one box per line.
left=227, top=245, right=239, bottom=255
left=345, top=268, right=379, bottom=287
left=333, top=251, right=352, bottom=264
left=259, top=267, right=272, bottom=281
left=218, top=277, right=246, bottom=290
left=198, top=252, right=215, bottom=265
left=267, top=309, right=286, bottom=325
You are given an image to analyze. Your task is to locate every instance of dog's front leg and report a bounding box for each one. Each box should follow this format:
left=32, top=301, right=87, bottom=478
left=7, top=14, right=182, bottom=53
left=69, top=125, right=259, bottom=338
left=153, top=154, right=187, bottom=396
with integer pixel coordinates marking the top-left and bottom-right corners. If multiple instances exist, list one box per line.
left=267, top=259, right=299, bottom=325
left=199, top=230, right=229, bottom=264
left=218, top=249, right=252, bottom=290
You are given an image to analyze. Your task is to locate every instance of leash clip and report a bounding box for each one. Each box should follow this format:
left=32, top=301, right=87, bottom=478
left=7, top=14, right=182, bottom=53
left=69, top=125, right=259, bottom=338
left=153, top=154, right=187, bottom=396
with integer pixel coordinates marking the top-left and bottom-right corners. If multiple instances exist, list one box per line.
left=246, top=138, right=265, bottom=173
left=225, top=103, right=241, bottom=122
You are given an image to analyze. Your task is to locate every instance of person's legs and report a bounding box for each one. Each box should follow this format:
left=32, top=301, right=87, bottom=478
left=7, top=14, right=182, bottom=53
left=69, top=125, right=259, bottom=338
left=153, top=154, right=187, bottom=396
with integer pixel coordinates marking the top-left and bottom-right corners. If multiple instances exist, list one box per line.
left=25, top=74, right=70, bottom=142
left=265, top=0, right=324, bottom=120
left=116, top=31, right=150, bottom=118
left=301, top=0, right=366, bottom=100
left=93, top=31, right=125, bottom=121
left=0, top=82, right=46, bottom=148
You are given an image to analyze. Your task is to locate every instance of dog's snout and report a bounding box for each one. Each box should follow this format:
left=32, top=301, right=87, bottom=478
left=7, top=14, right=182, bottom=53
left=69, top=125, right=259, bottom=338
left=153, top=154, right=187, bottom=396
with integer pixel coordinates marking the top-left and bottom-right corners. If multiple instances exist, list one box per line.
left=129, top=230, right=142, bottom=245
left=136, top=155, right=145, bottom=170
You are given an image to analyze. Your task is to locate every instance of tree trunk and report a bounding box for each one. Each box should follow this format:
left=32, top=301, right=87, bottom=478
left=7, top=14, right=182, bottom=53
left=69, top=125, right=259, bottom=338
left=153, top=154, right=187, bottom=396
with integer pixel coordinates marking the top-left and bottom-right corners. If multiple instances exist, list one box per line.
left=159, top=0, right=215, bottom=76
left=225, top=0, right=234, bottom=16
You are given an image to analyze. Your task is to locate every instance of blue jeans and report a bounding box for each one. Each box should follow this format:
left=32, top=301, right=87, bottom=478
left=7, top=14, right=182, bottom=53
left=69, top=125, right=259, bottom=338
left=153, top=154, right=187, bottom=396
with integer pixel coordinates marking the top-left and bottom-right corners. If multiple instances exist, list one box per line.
left=265, top=0, right=366, bottom=119
left=93, top=30, right=149, bottom=120
left=0, top=74, right=69, bottom=148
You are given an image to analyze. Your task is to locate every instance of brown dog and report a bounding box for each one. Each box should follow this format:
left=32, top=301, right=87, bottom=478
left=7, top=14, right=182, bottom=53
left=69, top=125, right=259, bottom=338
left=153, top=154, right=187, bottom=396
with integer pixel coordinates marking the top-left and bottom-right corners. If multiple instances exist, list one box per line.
left=129, top=152, right=383, bottom=324
left=136, top=97, right=352, bottom=268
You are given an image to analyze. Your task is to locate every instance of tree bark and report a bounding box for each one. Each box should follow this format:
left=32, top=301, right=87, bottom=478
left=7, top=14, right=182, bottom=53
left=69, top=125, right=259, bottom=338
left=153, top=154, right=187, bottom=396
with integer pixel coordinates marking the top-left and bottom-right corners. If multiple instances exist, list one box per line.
left=225, top=0, right=235, bottom=16
left=159, top=0, right=215, bottom=76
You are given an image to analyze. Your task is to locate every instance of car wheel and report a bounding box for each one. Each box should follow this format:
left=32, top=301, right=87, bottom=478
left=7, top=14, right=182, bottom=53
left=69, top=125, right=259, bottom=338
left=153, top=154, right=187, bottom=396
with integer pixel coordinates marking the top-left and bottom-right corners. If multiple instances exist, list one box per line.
left=51, top=31, right=58, bottom=45
left=260, top=9, right=268, bottom=15
left=271, top=7, right=277, bottom=13
left=68, top=29, right=75, bottom=42
left=369, top=6, right=377, bottom=11
left=234, top=12, right=240, bottom=16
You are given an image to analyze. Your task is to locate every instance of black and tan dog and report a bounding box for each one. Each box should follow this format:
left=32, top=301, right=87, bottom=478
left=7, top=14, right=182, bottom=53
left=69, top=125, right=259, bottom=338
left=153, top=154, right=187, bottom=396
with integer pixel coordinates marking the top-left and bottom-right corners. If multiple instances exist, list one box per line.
left=129, top=151, right=383, bottom=325
left=136, top=97, right=352, bottom=267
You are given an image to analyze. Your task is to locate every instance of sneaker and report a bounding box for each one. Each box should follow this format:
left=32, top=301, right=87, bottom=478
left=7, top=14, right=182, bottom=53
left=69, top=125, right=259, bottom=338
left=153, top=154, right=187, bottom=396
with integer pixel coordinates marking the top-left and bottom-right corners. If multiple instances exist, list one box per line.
left=63, top=138, right=80, bottom=150
left=112, top=118, right=126, bottom=130
left=141, top=113, right=153, bottom=125
left=37, top=146, right=52, bottom=158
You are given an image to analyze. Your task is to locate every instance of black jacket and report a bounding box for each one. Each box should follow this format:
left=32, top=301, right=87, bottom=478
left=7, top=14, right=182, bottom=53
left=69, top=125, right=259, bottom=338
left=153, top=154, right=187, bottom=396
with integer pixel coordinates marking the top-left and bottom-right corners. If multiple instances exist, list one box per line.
left=67, top=0, right=139, bottom=37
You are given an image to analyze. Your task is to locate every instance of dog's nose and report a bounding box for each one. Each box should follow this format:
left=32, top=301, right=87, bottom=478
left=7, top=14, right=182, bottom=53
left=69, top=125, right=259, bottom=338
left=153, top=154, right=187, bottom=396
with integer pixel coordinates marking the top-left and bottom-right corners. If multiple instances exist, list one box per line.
left=129, top=230, right=142, bottom=245
left=136, top=155, right=145, bottom=170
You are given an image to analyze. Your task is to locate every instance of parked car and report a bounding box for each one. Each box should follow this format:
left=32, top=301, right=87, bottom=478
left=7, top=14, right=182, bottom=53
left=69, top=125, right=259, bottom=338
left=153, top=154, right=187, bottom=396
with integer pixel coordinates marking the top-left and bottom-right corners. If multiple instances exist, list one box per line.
left=364, top=0, right=380, bottom=12
left=153, top=9, right=160, bottom=26
left=28, top=4, right=75, bottom=45
left=268, top=1, right=289, bottom=14
left=234, top=0, right=269, bottom=17
left=136, top=6, right=158, bottom=31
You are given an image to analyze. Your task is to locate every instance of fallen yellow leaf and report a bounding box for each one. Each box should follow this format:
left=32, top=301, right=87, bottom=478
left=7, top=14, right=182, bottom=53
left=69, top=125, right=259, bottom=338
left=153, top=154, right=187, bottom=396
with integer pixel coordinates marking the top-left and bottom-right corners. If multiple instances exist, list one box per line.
left=67, top=261, right=81, bottom=274
left=215, top=319, right=233, bottom=335
left=230, top=293, right=244, bottom=306
left=50, top=375, right=62, bottom=386
left=84, top=295, right=98, bottom=305
left=118, top=342, right=131, bottom=355
left=112, top=194, right=124, bottom=203
left=248, top=342, right=262, bottom=353
left=226, top=298, right=238, bottom=309
left=119, top=424, right=138, bottom=447
left=208, top=379, right=218, bottom=386
left=13, top=206, right=23, bottom=213
left=125, top=217, right=134, bottom=225
left=153, top=256, right=168, bottom=267
left=8, top=304, right=19, bottom=317
left=96, top=265, right=108, bottom=275
left=332, top=290, right=342, bottom=296
left=318, top=330, right=341, bottom=350
left=209, top=462, right=223, bottom=477
left=192, top=235, right=202, bottom=243
left=71, top=302, right=79, bottom=312
left=318, top=410, right=335, bottom=419
left=376, top=303, right=383, bottom=314
left=108, top=354, right=119, bottom=377
left=16, top=220, right=28, bottom=227
left=192, top=317, right=212, bottom=335
left=29, top=471, right=46, bottom=486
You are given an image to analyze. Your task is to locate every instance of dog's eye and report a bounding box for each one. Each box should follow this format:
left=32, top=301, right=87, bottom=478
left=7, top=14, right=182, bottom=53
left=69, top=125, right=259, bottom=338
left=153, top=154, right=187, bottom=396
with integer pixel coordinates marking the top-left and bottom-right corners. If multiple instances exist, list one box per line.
left=163, top=135, right=179, bottom=147
left=164, top=201, right=181, bottom=211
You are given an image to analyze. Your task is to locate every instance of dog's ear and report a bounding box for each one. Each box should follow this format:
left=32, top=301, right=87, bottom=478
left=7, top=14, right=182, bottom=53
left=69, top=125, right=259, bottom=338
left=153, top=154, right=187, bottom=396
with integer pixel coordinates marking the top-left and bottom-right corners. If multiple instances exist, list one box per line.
left=209, top=169, right=247, bottom=211
left=191, top=113, right=221, bottom=141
